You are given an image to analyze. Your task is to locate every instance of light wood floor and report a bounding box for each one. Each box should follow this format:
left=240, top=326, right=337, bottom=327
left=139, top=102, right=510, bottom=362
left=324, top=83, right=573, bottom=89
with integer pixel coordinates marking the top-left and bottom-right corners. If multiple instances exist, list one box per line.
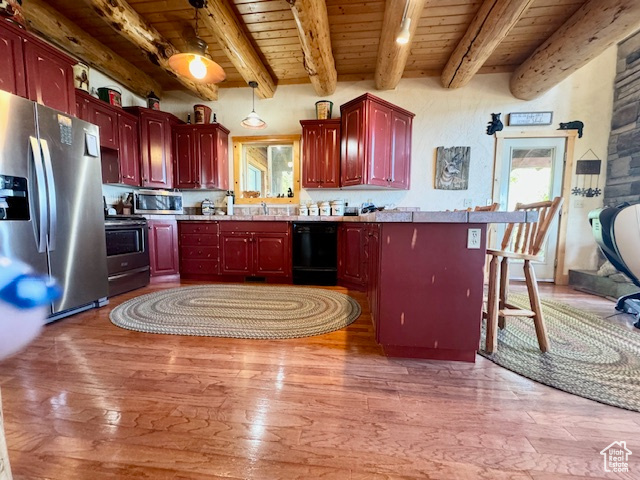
left=1, top=281, right=639, bottom=479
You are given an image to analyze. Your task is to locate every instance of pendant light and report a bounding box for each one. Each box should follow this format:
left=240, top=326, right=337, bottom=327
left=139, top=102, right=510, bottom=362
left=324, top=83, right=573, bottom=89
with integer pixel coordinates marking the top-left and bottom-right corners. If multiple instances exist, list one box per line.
left=241, top=81, right=266, bottom=129
left=396, top=0, right=411, bottom=45
left=168, top=0, right=225, bottom=84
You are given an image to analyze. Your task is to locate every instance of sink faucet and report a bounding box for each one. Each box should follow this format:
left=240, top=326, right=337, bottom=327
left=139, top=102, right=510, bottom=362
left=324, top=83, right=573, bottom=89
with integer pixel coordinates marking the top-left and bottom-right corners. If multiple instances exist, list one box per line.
left=261, top=202, right=267, bottom=215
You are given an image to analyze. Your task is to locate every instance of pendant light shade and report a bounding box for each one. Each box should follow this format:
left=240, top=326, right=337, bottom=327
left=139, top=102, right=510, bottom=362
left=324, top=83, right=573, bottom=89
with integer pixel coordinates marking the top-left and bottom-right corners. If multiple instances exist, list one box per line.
left=241, top=81, right=266, bottom=130
left=396, top=0, right=412, bottom=45
left=168, top=0, right=225, bottom=84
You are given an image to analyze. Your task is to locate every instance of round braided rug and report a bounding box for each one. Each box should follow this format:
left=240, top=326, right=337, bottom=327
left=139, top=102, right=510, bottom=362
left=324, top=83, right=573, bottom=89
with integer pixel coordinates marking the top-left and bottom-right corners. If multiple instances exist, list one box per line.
left=110, top=284, right=360, bottom=339
left=479, top=293, right=640, bottom=412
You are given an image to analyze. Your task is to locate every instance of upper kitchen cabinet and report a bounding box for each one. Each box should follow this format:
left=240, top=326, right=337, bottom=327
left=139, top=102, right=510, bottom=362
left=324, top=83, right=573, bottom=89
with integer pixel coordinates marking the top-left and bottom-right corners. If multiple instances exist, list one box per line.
left=0, top=19, right=75, bottom=115
left=300, top=119, right=340, bottom=188
left=77, top=90, right=140, bottom=186
left=340, top=93, right=414, bottom=189
left=173, top=123, right=230, bottom=190
left=126, top=107, right=181, bottom=189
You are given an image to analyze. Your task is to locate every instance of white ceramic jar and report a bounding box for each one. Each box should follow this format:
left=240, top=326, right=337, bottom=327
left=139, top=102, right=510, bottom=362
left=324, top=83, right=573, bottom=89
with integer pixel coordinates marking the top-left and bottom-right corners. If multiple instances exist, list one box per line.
left=330, top=200, right=344, bottom=216
left=299, top=204, right=308, bottom=216
left=309, top=203, right=319, bottom=216
left=319, top=201, right=331, bottom=216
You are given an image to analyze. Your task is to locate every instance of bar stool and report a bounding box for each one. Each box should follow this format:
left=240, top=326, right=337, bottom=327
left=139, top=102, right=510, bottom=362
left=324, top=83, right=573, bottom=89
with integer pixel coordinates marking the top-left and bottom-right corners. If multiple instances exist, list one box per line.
left=484, top=197, right=564, bottom=353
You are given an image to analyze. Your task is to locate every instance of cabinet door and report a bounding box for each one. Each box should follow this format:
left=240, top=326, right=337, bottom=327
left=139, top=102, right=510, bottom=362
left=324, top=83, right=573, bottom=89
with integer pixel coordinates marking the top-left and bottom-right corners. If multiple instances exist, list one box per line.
left=302, top=123, right=322, bottom=187
left=90, top=101, right=119, bottom=150
left=216, top=127, right=229, bottom=190
left=322, top=122, right=341, bottom=187
left=148, top=220, right=179, bottom=276
left=254, top=232, right=290, bottom=277
left=341, top=103, right=366, bottom=186
left=173, top=129, right=197, bottom=189
left=389, top=110, right=412, bottom=189
left=0, top=24, right=26, bottom=97
left=118, top=114, right=140, bottom=186
left=24, top=40, right=75, bottom=115
left=368, top=101, right=392, bottom=187
left=75, top=94, right=90, bottom=121
left=220, top=233, right=252, bottom=275
left=367, top=225, right=381, bottom=340
left=140, top=113, right=172, bottom=188
left=338, top=225, right=365, bottom=285
left=198, top=129, right=218, bottom=188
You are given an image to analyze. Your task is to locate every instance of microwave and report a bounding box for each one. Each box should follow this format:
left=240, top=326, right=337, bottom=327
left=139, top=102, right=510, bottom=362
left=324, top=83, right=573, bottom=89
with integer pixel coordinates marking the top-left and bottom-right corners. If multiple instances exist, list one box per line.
left=133, top=190, right=183, bottom=214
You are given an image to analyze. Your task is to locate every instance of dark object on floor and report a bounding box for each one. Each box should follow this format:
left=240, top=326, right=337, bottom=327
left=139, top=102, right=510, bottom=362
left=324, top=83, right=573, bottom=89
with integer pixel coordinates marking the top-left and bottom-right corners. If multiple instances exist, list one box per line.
left=589, top=203, right=640, bottom=329
left=479, top=293, right=640, bottom=412
left=558, top=120, right=584, bottom=138
left=486, top=113, right=504, bottom=135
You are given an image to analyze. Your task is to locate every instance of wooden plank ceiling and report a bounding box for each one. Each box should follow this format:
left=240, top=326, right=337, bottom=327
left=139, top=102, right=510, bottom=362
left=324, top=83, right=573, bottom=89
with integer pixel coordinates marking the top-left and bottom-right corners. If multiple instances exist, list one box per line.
left=37, top=0, right=600, bottom=97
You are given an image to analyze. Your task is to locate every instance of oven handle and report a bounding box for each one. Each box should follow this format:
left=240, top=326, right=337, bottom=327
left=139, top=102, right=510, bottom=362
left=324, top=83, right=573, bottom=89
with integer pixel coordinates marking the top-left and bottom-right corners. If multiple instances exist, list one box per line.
left=108, top=266, right=150, bottom=280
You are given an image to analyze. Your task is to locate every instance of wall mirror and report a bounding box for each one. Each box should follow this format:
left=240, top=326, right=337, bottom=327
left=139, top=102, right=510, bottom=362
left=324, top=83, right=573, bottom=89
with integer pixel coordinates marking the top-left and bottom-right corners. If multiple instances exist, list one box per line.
left=232, top=135, right=300, bottom=204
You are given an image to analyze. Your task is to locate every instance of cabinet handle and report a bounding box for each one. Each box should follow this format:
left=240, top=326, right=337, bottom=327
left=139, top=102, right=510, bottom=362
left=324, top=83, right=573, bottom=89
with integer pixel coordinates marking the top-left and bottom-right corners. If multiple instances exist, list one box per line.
left=356, top=175, right=362, bottom=179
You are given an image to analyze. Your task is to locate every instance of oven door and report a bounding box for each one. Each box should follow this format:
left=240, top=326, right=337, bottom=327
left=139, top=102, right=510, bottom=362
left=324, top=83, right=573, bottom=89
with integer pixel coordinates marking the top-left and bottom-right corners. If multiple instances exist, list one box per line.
left=105, top=222, right=150, bottom=275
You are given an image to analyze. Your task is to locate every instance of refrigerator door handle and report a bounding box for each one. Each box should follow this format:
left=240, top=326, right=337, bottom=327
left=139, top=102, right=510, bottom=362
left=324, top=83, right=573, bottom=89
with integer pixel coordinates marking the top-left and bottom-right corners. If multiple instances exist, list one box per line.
left=29, top=136, right=48, bottom=253
left=40, top=139, right=57, bottom=252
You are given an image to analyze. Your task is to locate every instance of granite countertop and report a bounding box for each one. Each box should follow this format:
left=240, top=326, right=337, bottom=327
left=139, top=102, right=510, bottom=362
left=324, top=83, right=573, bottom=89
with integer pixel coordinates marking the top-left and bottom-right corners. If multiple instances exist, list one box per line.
left=145, top=211, right=536, bottom=224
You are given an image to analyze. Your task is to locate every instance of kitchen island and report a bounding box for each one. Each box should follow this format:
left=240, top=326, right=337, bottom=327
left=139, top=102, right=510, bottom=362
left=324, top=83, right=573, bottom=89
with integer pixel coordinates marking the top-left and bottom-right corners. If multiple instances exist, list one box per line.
left=146, top=211, right=532, bottom=362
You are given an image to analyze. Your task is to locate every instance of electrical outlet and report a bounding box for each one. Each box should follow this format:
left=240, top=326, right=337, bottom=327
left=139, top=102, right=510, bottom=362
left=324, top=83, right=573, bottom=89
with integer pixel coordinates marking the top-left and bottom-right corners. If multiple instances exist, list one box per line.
left=575, top=198, right=584, bottom=208
left=463, top=198, right=473, bottom=208
left=467, top=228, right=481, bottom=249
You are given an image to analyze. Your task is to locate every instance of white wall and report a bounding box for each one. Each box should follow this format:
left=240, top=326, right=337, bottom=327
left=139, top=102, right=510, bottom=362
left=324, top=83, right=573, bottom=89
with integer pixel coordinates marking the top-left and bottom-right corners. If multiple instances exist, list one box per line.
left=92, top=47, right=617, bottom=272
left=159, top=47, right=616, bottom=272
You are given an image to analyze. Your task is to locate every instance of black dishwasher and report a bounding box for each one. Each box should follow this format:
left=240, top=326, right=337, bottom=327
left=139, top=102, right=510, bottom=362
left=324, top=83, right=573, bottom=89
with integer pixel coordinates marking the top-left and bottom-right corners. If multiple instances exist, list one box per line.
left=292, top=222, right=338, bottom=285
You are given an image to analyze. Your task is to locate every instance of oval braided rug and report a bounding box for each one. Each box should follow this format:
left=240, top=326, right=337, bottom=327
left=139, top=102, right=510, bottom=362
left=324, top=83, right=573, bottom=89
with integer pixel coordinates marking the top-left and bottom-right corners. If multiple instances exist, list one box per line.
left=479, top=293, right=640, bottom=412
left=110, top=284, right=360, bottom=339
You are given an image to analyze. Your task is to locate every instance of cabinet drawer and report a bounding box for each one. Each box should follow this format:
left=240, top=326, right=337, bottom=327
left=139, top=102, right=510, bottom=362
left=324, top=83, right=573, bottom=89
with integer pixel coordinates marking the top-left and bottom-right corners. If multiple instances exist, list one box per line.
left=180, top=259, right=219, bottom=275
left=219, top=221, right=289, bottom=234
left=180, top=233, right=219, bottom=246
left=181, top=246, right=218, bottom=259
left=180, top=222, right=219, bottom=235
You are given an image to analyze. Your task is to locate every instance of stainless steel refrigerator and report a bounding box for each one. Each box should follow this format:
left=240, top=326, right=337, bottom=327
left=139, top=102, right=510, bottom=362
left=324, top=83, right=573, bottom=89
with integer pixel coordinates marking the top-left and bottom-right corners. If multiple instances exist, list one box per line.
left=0, top=90, right=108, bottom=322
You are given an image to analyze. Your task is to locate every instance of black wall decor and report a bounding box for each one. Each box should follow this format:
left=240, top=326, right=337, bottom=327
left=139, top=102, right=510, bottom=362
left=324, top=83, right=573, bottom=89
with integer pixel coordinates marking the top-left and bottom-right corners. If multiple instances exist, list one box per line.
left=558, top=120, right=584, bottom=138
left=572, top=150, right=602, bottom=197
left=486, top=113, right=504, bottom=135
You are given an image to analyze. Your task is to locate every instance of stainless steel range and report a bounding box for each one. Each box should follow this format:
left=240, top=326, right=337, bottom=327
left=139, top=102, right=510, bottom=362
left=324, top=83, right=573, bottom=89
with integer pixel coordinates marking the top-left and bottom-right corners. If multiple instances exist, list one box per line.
left=104, top=216, right=150, bottom=297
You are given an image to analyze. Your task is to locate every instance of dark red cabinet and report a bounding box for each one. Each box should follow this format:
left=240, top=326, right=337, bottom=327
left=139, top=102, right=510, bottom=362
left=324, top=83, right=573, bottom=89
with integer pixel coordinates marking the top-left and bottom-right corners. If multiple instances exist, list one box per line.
left=300, top=119, right=340, bottom=188
left=219, top=222, right=290, bottom=279
left=337, top=224, right=366, bottom=288
left=365, top=224, right=381, bottom=340
left=179, top=222, right=220, bottom=278
left=126, top=107, right=180, bottom=189
left=24, top=39, right=76, bottom=116
left=148, top=220, right=179, bottom=277
left=0, top=19, right=75, bottom=114
left=118, top=113, right=140, bottom=186
left=173, top=123, right=230, bottom=190
left=91, top=100, right=119, bottom=150
left=340, top=93, right=414, bottom=189
left=0, top=21, right=26, bottom=97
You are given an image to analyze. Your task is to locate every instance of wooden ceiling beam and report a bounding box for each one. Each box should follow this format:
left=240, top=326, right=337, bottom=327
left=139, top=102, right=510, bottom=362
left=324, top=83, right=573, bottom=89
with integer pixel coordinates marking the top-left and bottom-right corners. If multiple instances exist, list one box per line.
left=441, top=0, right=534, bottom=89
left=375, top=0, right=428, bottom=91
left=22, top=0, right=162, bottom=99
left=510, top=0, right=640, bottom=100
left=80, top=0, right=218, bottom=101
left=287, top=0, right=337, bottom=96
left=198, top=0, right=277, bottom=99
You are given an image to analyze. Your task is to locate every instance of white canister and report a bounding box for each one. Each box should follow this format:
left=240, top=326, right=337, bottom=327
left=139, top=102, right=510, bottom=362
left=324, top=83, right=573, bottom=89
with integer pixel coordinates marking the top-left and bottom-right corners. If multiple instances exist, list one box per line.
left=319, top=201, right=331, bottom=216
left=331, top=200, right=344, bottom=216
left=299, top=204, right=308, bottom=216
left=309, top=203, right=319, bottom=216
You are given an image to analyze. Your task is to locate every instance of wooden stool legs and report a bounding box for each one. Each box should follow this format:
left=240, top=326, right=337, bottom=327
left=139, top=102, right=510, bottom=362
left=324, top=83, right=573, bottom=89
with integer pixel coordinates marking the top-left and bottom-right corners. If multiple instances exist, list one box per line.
left=484, top=256, right=550, bottom=353
left=523, top=260, right=550, bottom=353
left=485, top=256, right=500, bottom=353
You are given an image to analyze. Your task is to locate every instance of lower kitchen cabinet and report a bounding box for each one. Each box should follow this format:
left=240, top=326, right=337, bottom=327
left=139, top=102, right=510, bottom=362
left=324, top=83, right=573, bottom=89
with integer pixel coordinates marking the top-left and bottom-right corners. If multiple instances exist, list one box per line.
left=148, top=219, right=179, bottom=278
left=337, top=224, right=366, bottom=289
left=365, top=223, right=381, bottom=340
left=219, top=222, right=291, bottom=279
left=179, top=221, right=220, bottom=278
